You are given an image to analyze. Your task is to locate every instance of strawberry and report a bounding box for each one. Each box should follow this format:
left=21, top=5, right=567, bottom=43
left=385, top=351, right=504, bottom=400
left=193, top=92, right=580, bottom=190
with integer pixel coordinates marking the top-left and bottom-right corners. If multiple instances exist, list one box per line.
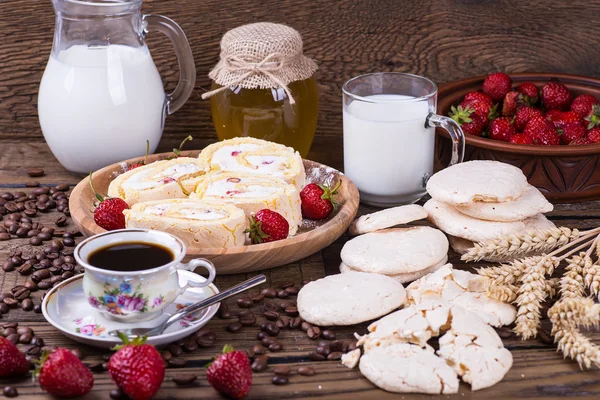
left=206, top=345, right=252, bottom=400
left=300, top=181, right=341, bottom=220
left=516, top=82, right=539, bottom=105
left=545, top=109, right=564, bottom=121
left=36, top=348, right=94, bottom=398
left=570, top=94, right=599, bottom=118
left=588, top=127, right=600, bottom=143
left=108, top=334, right=165, bottom=400
left=501, top=91, right=521, bottom=116
left=559, top=122, right=587, bottom=145
left=584, top=104, right=600, bottom=129
left=488, top=117, right=515, bottom=142
left=0, top=337, right=29, bottom=378
left=524, top=116, right=560, bottom=145
left=569, top=136, right=593, bottom=145
left=541, top=81, right=572, bottom=110
left=514, top=106, right=543, bottom=131
left=460, top=98, right=496, bottom=122
left=548, top=111, right=582, bottom=129
left=510, top=133, right=535, bottom=145
left=482, top=72, right=512, bottom=102
left=246, top=209, right=289, bottom=244
left=90, top=172, right=129, bottom=231
left=463, top=91, right=493, bottom=106
left=126, top=140, right=150, bottom=171
left=449, top=105, right=486, bottom=136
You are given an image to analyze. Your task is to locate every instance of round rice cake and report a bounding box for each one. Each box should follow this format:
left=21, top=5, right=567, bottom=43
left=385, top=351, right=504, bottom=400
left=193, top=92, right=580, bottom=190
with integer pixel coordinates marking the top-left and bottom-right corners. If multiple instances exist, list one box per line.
left=424, top=199, right=555, bottom=243
left=340, top=227, right=449, bottom=275
left=297, top=272, right=406, bottom=326
left=349, top=204, right=428, bottom=236
left=426, top=160, right=528, bottom=206
left=339, top=255, right=448, bottom=284
left=455, top=185, right=553, bottom=222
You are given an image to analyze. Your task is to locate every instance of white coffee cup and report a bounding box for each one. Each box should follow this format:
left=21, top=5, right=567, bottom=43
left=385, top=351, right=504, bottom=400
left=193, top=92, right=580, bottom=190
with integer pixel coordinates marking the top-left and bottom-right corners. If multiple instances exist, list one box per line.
left=74, top=229, right=216, bottom=322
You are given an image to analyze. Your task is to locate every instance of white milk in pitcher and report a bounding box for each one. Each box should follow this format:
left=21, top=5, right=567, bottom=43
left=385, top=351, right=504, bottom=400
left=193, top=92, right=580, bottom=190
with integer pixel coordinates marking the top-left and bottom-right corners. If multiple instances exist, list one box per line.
left=38, top=45, right=166, bottom=174
left=343, top=94, right=433, bottom=206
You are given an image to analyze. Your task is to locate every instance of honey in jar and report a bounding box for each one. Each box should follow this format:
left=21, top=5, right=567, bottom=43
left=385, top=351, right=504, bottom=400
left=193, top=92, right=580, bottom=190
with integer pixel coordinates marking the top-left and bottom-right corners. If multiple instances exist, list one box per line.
left=203, top=23, right=319, bottom=157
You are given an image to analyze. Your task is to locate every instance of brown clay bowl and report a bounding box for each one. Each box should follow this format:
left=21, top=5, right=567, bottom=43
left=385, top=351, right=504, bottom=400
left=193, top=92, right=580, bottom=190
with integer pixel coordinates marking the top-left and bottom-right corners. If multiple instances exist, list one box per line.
left=435, top=73, right=600, bottom=203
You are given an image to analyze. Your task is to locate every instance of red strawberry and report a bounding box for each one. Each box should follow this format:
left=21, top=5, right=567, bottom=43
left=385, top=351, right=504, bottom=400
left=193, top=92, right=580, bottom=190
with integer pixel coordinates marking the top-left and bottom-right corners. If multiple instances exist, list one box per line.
left=524, top=116, right=560, bottom=145
left=206, top=345, right=252, bottom=400
left=109, top=334, right=165, bottom=400
left=300, top=181, right=341, bottom=220
left=126, top=140, right=150, bottom=171
left=545, top=109, right=564, bottom=121
left=541, top=82, right=572, bottom=110
left=548, top=111, right=582, bottom=128
left=569, top=137, right=593, bottom=145
left=246, top=209, right=289, bottom=244
left=516, top=82, right=539, bottom=105
left=559, top=122, right=587, bottom=145
left=489, top=117, right=515, bottom=142
left=510, top=133, right=535, bottom=145
left=585, top=104, right=600, bottom=129
left=501, top=91, right=521, bottom=116
left=588, top=127, right=600, bottom=143
left=570, top=94, right=599, bottom=118
left=463, top=91, right=493, bottom=106
left=37, top=348, right=94, bottom=398
left=460, top=99, right=496, bottom=122
left=514, top=106, right=543, bottom=131
left=90, top=172, right=129, bottom=230
left=0, top=337, right=29, bottom=378
left=482, top=72, right=512, bottom=102
left=449, top=105, right=486, bottom=136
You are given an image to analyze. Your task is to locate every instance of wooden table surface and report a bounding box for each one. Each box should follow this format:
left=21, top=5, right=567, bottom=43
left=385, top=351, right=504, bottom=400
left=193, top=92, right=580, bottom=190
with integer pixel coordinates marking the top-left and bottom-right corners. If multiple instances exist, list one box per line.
left=2, top=0, right=600, bottom=398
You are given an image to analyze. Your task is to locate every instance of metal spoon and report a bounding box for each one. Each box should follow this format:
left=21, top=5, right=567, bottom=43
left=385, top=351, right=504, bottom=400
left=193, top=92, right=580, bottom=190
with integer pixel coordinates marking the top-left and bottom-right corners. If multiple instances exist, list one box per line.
left=108, top=274, right=266, bottom=338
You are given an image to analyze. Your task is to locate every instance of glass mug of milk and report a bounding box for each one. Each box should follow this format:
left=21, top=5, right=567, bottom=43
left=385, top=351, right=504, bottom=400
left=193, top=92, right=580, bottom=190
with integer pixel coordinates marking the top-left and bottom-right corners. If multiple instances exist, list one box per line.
left=38, top=0, right=196, bottom=174
left=342, top=73, right=465, bottom=206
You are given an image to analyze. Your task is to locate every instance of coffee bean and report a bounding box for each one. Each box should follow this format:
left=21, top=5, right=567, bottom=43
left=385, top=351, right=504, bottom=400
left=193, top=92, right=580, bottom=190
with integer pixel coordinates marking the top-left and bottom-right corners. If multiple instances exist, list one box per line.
left=88, top=362, right=105, bottom=372
left=309, top=352, right=326, bottom=361
left=63, top=255, right=75, bottom=264
left=33, top=304, right=42, bottom=313
left=109, top=388, right=126, bottom=399
left=55, top=183, right=70, bottom=191
left=168, top=344, right=183, bottom=357
left=238, top=309, right=254, bottom=317
left=19, top=333, right=33, bottom=344
left=21, top=299, right=33, bottom=311
left=61, top=271, right=74, bottom=280
left=51, top=239, right=63, bottom=250
left=0, top=304, right=8, bottom=314
left=3, top=386, right=18, bottom=397
left=71, top=348, right=83, bottom=359
left=15, top=227, right=29, bottom=238
left=237, top=297, right=253, bottom=308
left=285, top=286, right=299, bottom=295
left=272, top=375, right=288, bottom=385
left=327, top=351, right=343, bottom=361
left=298, top=366, right=316, bottom=376
left=16, top=263, right=33, bottom=275
left=262, top=288, right=277, bottom=298
left=196, top=335, right=215, bottom=348
left=0, top=232, right=10, bottom=241
left=226, top=322, right=243, bottom=333
left=13, top=287, right=30, bottom=301
left=46, top=252, right=60, bottom=260
left=275, top=319, right=287, bottom=329
left=50, top=276, right=63, bottom=284
left=269, top=342, right=283, bottom=352
left=301, top=321, right=312, bottom=332
left=2, top=262, right=14, bottom=272
left=250, top=292, right=265, bottom=303
left=263, top=302, right=279, bottom=313
left=2, top=322, right=18, bottom=329
left=63, top=237, right=75, bottom=247
left=6, top=333, right=19, bottom=344
left=251, top=355, right=269, bottom=372
left=264, top=310, right=280, bottom=321
left=27, top=168, right=45, bottom=177
left=307, top=326, right=321, bottom=340
left=172, top=374, right=198, bottom=386
left=168, top=358, right=187, bottom=368
left=277, top=289, right=289, bottom=299
left=31, top=336, right=44, bottom=346
left=239, top=315, right=256, bottom=326
left=25, top=181, right=40, bottom=187
left=24, top=281, right=38, bottom=291
left=257, top=331, right=267, bottom=340
left=218, top=303, right=231, bottom=319
left=262, top=336, right=277, bottom=346
left=37, top=232, right=52, bottom=241
left=2, top=328, right=16, bottom=337
left=33, top=269, right=51, bottom=282
left=49, top=265, right=62, bottom=274
left=38, top=281, right=53, bottom=290
left=23, top=208, right=37, bottom=218
left=284, top=306, right=298, bottom=317
left=273, top=365, right=290, bottom=376
left=183, top=339, right=198, bottom=353
left=3, top=298, right=18, bottom=308
left=265, top=323, right=280, bottom=337
left=290, top=317, right=302, bottom=329
left=321, top=329, right=336, bottom=340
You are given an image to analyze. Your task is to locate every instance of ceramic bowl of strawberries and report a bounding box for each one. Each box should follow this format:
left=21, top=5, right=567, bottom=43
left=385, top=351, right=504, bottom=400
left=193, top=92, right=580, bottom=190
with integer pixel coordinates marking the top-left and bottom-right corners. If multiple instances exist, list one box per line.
left=435, top=72, right=600, bottom=203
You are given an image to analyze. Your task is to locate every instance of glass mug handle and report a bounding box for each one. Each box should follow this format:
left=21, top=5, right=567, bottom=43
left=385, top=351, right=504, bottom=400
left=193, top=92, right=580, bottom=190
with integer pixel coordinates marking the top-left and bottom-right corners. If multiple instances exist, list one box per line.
left=142, top=14, right=196, bottom=115
left=425, top=113, right=465, bottom=166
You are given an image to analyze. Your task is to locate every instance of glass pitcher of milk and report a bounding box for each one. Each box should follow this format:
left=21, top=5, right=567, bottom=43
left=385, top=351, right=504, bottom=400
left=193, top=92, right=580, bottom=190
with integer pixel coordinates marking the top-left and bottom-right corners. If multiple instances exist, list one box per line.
left=343, top=73, right=465, bottom=207
left=38, top=0, right=196, bottom=174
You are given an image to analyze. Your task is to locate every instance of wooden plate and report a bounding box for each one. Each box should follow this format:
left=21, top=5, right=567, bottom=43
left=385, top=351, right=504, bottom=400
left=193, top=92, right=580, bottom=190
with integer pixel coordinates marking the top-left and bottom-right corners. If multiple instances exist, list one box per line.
left=69, top=151, right=359, bottom=274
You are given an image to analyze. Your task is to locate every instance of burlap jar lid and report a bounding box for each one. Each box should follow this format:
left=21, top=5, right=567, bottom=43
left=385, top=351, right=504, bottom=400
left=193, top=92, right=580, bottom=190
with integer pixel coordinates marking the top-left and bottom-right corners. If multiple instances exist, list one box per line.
left=202, top=22, right=318, bottom=104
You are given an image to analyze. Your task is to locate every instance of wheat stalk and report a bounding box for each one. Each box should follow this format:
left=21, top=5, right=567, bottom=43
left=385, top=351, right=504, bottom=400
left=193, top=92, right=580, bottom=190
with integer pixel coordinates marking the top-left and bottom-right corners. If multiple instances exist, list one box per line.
left=462, top=227, right=582, bottom=262
left=559, top=254, right=587, bottom=300
left=477, top=255, right=557, bottom=285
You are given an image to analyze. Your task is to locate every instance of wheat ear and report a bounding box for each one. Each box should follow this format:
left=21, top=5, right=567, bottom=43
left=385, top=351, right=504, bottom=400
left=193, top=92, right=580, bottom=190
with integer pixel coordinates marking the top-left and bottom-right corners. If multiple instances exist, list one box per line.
left=477, top=255, right=556, bottom=286
left=559, top=254, right=587, bottom=299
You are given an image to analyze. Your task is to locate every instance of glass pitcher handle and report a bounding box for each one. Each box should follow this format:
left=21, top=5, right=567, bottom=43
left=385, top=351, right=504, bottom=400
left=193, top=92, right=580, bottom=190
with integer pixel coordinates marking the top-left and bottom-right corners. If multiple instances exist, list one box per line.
left=426, top=113, right=465, bottom=166
left=142, top=14, right=196, bottom=115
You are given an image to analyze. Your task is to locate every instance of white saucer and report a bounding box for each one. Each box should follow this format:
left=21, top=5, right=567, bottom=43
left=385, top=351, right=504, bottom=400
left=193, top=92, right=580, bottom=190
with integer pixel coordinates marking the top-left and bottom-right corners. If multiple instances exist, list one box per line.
left=42, top=270, right=220, bottom=348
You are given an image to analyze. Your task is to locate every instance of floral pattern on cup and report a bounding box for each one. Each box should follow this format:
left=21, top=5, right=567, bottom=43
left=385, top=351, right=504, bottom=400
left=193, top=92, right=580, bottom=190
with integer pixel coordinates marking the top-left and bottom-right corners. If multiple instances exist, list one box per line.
left=175, top=302, right=205, bottom=327
left=87, top=281, right=165, bottom=316
left=73, top=316, right=106, bottom=337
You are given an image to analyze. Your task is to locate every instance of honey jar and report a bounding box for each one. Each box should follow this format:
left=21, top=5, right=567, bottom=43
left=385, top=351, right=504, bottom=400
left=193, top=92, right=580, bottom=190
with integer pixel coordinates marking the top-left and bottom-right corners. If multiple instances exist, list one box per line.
left=203, top=23, right=319, bottom=157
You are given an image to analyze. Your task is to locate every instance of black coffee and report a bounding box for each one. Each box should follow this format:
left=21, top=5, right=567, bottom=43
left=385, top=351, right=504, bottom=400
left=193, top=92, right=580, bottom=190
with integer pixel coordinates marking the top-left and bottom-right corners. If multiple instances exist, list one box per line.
left=88, top=242, right=174, bottom=272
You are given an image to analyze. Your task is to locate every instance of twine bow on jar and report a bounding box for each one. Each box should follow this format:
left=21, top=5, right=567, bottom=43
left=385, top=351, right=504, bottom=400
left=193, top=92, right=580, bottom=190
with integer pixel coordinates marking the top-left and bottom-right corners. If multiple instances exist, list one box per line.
left=202, top=22, right=318, bottom=106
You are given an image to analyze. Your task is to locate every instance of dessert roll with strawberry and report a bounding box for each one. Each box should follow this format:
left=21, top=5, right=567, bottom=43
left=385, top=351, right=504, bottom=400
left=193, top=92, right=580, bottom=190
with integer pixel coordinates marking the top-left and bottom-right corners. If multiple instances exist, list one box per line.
left=108, top=157, right=207, bottom=206
left=123, top=199, right=247, bottom=248
left=198, top=137, right=306, bottom=191
left=188, top=172, right=302, bottom=235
